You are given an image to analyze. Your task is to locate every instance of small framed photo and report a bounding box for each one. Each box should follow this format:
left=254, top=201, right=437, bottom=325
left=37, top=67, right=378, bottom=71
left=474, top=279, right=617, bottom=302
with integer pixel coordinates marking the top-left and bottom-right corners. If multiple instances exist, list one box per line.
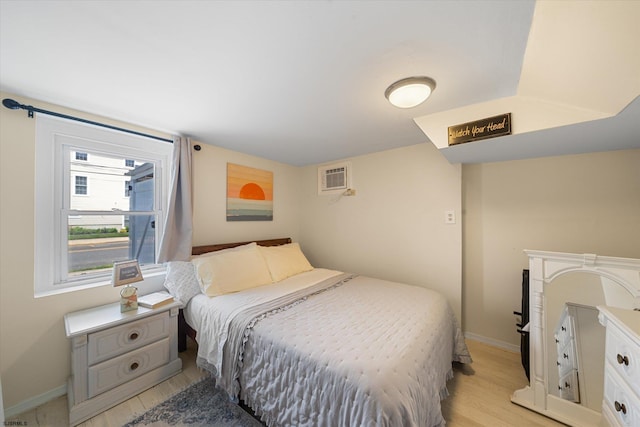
left=112, top=260, right=143, bottom=287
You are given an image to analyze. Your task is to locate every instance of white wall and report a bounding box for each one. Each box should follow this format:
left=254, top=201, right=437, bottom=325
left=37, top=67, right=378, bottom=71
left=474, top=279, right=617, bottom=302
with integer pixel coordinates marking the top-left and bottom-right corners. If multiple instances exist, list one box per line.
left=298, top=143, right=463, bottom=323
left=462, top=149, right=640, bottom=347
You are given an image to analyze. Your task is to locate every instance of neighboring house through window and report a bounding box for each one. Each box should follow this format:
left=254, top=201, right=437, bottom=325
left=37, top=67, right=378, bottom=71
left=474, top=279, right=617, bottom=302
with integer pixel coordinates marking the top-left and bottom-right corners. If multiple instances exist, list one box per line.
left=74, top=176, right=88, bottom=195
left=35, top=115, right=172, bottom=296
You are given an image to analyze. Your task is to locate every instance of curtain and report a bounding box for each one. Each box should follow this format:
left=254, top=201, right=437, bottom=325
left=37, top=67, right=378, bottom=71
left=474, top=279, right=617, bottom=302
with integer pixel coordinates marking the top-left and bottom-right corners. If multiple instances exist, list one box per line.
left=157, top=136, right=193, bottom=262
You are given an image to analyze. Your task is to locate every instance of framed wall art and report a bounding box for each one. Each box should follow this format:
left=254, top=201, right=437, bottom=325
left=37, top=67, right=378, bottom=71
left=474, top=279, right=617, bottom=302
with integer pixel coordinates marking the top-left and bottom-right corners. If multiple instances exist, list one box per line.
left=226, top=163, right=273, bottom=221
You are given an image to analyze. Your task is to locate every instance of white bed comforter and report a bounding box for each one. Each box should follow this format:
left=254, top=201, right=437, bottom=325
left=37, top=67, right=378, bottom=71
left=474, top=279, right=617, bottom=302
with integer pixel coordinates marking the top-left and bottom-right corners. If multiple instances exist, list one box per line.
left=185, top=268, right=471, bottom=427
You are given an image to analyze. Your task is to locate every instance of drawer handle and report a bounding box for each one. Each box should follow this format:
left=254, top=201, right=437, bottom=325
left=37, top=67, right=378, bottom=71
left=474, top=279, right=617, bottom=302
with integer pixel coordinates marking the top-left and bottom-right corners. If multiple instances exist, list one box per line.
left=129, top=332, right=139, bottom=341
left=616, top=354, right=629, bottom=366
left=130, top=362, right=139, bottom=371
left=614, top=401, right=627, bottom=415
left=563, top=353, right=569, bottom=359
left=561, top=326, right=566, bottom=331
left=564, top=382, right=570, bottom=388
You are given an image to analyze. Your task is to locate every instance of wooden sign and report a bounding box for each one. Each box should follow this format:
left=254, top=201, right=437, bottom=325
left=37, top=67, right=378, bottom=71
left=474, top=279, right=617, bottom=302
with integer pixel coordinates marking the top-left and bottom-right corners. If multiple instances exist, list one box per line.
left=448, top=113, right=511, bottom=146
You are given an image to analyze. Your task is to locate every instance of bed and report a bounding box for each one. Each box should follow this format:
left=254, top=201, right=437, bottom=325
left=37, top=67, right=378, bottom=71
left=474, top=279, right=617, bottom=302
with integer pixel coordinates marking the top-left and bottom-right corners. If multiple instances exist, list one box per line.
left=163, top=238, right=471, bottom=427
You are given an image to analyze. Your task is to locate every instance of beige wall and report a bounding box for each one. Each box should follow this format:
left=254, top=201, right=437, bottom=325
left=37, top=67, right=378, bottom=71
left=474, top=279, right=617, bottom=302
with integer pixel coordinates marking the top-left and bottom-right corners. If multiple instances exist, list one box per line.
left=0, top=93, right=301, bottom=410
left=191, top=144, right=302, bottom=246
left=462, top=149, right=640, bottom=347
left=298, top=143, right=463, bottom=323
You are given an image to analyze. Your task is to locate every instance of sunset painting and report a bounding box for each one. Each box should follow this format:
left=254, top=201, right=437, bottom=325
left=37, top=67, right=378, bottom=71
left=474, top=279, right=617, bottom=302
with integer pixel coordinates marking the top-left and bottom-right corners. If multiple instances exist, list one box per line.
left=227, top=163, right=273, bottom=221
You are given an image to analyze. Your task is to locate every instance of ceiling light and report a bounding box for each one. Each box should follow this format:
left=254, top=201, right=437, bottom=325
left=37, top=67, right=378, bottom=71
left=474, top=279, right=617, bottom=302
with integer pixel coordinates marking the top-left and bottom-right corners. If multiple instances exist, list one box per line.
left=385, top=76, right=436, bottom=108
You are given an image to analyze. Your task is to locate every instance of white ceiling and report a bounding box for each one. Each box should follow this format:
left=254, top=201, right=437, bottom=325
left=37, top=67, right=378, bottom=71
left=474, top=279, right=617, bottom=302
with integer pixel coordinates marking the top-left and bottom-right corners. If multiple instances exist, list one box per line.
left=1, top=1, right=638, bottom=166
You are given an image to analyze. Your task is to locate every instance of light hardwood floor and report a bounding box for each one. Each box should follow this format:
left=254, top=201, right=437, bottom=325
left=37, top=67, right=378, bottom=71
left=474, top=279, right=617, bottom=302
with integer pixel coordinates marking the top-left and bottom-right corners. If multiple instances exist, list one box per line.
left=9, top=339, right=565, bottom=426
left=441, top=340, right=565, bottom=426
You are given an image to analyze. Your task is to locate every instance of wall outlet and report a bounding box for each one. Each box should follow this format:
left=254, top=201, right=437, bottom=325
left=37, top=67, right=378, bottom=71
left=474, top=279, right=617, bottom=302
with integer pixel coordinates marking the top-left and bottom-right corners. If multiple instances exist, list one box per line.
left=445, top=210, right=456, bottom=224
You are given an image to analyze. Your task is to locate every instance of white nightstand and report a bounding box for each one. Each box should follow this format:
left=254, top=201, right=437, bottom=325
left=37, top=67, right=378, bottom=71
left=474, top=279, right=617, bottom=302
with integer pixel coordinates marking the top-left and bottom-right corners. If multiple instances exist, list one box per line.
left=64, top=300, right=183, bottom=426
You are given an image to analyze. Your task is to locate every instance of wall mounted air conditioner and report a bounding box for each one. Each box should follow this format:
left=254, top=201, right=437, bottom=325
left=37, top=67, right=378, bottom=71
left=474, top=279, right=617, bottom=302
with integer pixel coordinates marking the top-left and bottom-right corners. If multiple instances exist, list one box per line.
left=318, top=161, right=351, bottom=195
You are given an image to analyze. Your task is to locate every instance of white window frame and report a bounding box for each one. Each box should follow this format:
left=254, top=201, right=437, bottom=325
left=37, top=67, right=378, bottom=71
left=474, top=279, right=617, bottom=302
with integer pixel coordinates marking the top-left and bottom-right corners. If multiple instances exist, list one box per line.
left=35, top=114, right=172, bottom=297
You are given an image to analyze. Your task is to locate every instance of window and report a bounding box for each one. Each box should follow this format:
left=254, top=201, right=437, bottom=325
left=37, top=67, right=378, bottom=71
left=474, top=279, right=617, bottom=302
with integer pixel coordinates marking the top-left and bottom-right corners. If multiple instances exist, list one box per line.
left=75, top=152, right=88, bottom=161
left=35, top=115, right=172, bottom=296
left=125, top=159, right=134, bottom=167
left=75, top=176, right=88, bottom=195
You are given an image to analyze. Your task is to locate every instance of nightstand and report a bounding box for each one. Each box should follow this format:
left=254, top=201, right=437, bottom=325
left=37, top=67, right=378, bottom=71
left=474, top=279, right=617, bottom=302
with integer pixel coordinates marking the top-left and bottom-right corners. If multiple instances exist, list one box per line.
left=64, top=300, right=183, bottom=426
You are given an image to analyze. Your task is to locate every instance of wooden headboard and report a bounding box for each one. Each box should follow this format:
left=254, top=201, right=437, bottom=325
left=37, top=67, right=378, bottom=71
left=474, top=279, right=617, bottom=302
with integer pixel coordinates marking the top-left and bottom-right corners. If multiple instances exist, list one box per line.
left=191, top=237, right=292, bottom=256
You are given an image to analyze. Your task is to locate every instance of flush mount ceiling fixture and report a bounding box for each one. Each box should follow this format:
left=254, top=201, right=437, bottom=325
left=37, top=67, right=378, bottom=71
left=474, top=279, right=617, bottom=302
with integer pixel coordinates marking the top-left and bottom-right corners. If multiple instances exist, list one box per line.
left=385, top=76, right=437, bottom=108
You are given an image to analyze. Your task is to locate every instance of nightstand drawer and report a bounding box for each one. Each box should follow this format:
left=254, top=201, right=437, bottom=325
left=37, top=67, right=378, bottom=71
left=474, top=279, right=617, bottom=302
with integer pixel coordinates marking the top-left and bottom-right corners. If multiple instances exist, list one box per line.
left=88, top=311, right=169, bottom=365
left=88, top=337, right=170, bottom=398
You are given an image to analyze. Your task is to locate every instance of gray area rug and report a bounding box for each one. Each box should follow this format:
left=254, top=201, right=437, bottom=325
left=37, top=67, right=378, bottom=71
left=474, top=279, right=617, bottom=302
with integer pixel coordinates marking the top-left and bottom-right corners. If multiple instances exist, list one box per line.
left=123, top=377, right=264, bottom=427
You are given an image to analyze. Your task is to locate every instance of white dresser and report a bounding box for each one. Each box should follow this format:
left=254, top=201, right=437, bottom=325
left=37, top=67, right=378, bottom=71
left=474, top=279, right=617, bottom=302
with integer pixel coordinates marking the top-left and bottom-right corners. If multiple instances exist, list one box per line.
left=598, top=306, right=640, bottom=427
left=64, top=300, right=182, bottom=426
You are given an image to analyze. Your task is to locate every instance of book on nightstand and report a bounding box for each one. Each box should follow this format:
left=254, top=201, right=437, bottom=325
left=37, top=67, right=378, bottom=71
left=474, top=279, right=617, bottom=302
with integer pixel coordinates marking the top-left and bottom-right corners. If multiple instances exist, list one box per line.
left=138, top=291, right=174, bottom=309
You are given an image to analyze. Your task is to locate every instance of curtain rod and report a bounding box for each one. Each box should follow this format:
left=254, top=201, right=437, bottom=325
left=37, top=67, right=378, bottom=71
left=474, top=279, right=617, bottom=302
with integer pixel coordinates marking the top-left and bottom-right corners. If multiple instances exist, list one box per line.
left=2, top=98, right=173, bottom=144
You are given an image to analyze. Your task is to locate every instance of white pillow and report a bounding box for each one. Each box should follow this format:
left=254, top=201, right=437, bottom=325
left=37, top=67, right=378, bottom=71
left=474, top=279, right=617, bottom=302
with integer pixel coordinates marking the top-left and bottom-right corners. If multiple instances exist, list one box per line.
left=259, top=242, right=313, bottom=282
left=163, top=261, right=201, bottom=305
left=191, top=242, right=256, bottom=260
left=191, top=242, right=273, bottom=297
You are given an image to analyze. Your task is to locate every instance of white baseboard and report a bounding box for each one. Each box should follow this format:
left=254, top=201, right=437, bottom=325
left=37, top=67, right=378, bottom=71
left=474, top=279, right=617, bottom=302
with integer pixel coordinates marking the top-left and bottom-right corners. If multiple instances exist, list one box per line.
left=464, top=331, right=521, bottom=353
left=4, top=384, right=66, bottom=420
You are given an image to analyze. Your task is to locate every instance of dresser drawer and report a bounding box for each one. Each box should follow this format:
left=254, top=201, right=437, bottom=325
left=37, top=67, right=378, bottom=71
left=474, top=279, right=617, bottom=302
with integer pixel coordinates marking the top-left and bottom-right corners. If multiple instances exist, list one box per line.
left=605, top=324, right=640, bottom=398
left=556, top=310, right=575, bottom=343
left=556, top=339, right=577, bottom=376
left=87, top=337, right=170, bottom=398
left=558, top=369, right=579, bottom=403
left=604, top=366, right=640, bottom=427
left=88, top=312, right=170, bottom=365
